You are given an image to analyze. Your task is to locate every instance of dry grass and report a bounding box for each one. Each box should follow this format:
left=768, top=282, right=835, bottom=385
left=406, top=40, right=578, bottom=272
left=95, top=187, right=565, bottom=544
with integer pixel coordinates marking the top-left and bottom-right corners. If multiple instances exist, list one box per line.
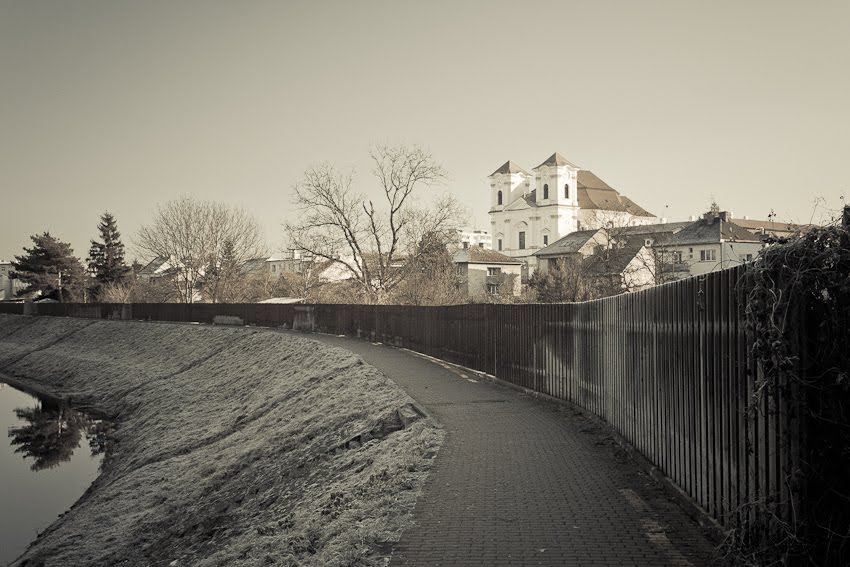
left=0, top=315, right=442, bottom=566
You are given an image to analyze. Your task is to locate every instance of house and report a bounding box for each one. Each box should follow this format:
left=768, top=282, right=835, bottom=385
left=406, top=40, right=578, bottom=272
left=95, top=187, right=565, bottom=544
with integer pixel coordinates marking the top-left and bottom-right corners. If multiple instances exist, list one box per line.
left=453, top=245, right=523, bottom=300
left=532, top=228, right=611, bottom=274
left=582, top=244, right=657, bottom=294
left=0, top=261, right=24, bottom=301
left=137, top=256, right=205, bottom=302
left=657, top=207, right=763, bottom=278
left=488, top=152, right=656, bottom=276
left=137, top=257, right=168, bottom=282
left=266, top=249, right=314, bottom=275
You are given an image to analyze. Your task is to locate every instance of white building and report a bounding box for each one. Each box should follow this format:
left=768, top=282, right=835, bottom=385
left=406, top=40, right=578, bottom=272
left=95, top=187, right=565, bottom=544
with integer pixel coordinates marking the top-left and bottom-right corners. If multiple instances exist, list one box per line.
left=488, top=153, right=656, bottom=276
left=455, top=228, right=491, bottom=249
left=659, top=209, right=764, bottom=278
left=0, top=261, right=24, bottom=301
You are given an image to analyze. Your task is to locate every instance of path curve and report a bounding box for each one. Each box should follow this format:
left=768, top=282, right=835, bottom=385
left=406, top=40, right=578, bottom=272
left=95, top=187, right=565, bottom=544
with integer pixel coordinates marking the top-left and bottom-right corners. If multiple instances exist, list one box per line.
left=301, top=333, right=722, bottom=567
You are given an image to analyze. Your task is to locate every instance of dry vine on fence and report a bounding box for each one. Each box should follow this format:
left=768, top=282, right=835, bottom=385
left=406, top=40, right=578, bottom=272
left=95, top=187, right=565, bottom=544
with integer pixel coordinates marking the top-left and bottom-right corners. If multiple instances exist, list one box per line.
left=730, top=215, right=850, bottom=565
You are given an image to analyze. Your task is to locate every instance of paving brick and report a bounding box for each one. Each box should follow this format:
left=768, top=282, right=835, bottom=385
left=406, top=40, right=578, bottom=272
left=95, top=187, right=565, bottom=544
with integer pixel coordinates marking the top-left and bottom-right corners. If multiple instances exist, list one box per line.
left=307, top=335, right=723, bottom=567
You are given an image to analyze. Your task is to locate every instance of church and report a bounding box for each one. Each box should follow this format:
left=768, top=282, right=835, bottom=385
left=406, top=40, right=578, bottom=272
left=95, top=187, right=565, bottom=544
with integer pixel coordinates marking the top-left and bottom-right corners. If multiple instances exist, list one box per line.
left=488, top=153, right=656, bottom=273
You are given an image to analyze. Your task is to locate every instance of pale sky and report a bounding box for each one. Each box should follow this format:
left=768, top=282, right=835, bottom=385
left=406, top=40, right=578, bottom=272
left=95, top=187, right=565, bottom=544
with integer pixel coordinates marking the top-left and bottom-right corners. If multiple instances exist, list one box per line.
left=1, top=0, right=848, bottom=263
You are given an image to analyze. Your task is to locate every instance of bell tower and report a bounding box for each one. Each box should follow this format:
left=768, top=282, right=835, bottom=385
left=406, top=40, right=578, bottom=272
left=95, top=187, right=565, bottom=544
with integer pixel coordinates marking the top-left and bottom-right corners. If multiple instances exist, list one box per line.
left=532, top=152, right=581, bottom=238
left=488, top=160, right=531, bottom=211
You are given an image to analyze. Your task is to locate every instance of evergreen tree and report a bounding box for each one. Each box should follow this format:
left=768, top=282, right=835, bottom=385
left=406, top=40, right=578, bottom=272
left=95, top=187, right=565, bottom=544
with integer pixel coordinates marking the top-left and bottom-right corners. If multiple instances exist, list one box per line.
left=87, top=212, right=130, bottom=300
left=12, top=232, right=86, bottom=302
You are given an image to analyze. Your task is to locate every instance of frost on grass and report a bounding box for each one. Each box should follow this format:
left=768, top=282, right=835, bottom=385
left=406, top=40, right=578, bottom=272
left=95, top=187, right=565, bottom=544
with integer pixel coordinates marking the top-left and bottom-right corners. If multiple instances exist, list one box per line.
left=0, top=316, right=443, bottom=567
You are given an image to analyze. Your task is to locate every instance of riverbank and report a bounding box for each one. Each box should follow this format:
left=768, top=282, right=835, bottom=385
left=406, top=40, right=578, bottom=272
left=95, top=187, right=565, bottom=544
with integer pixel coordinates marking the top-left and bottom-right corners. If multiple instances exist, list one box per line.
left=0, top=315, right=442, bottom=567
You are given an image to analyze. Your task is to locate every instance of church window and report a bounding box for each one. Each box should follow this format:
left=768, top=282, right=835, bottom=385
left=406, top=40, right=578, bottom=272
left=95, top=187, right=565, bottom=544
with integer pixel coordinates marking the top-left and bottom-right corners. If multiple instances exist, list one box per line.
left=518, top=231, right=526, bottom=250
left=564, top=184, right=569, bottom=198
left=543, top=235, right=549, bottom=245
left=497, top=191, right=503, bottom=205
left=543, top=184, right=549, bottom=200
left=497, top=238, right=503, bottom=251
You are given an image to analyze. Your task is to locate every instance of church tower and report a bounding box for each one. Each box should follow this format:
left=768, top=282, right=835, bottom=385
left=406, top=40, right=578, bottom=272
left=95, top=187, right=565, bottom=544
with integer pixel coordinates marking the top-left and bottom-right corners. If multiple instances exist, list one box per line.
left=532, top=153, right=581, bottom=241
left=489, top=160, right=531, bottom=211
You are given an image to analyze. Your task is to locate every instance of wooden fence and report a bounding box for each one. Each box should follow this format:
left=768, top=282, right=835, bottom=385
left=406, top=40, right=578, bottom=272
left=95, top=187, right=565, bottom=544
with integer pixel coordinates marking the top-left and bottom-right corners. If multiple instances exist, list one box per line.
left=0, top=264, right=803, bottom=540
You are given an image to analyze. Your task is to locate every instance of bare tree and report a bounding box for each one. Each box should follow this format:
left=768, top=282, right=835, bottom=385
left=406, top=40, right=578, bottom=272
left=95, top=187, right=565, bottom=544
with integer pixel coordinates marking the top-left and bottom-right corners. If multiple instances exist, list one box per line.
left=285, top=144, right=464, bottom=303
left=135, top=196, right=266, bottom=303
left=390, top=230, right=466, bottom=305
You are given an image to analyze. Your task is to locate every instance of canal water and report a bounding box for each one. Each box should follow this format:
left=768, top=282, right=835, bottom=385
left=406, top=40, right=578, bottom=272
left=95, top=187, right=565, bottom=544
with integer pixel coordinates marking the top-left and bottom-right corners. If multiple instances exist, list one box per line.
left=0, top=382, right=105, bottom=566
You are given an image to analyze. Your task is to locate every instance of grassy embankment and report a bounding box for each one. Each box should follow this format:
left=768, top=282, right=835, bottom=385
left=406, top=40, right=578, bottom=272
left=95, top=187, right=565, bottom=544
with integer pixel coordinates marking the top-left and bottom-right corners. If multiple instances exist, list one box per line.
left=0, top=314, right=442, bottom=567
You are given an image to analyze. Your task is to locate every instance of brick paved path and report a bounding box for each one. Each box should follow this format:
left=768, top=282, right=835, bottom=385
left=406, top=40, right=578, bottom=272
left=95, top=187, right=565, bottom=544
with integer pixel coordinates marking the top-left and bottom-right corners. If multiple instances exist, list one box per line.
left=305, top=334, right=722, bottom=567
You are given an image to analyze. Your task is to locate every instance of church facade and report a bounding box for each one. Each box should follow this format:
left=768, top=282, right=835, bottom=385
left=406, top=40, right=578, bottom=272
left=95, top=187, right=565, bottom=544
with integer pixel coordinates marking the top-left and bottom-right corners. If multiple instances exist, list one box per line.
left=488, top=153, right=656, bottom=272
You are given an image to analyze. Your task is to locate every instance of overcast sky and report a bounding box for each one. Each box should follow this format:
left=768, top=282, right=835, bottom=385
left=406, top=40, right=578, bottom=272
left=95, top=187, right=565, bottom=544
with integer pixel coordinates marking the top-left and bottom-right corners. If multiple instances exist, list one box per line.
left=1, top=0, right=848, bottom=263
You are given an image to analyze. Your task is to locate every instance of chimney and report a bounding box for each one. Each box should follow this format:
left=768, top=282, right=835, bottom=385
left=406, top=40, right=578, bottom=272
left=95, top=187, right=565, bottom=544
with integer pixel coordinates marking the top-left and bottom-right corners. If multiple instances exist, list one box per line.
left=719, top=211, right=733, bottom=222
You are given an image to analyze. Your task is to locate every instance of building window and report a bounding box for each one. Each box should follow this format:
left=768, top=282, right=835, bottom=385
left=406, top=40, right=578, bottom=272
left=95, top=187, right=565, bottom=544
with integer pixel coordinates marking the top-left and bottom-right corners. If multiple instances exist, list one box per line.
left=543, top=184, right=549, bottom=200
left=497, top=191, right=503, bottom=205
left=700, top=249, right=717, bottom=262
left=672, top=251, right=682, bottom=262
left=518, top=231, right=526, bottom=250
left=456, top=264, right=465, bottom=276
left=497, top=238, right=502, bottom=251
left=487, top=283, right=499, bottom=294
left=744, top=254, right=753, bottom=262
left=487, top=267, right=501, bottom=277
left=543, top=235, right=549, bottom=246
left=564, top=184, right=569, bottom=198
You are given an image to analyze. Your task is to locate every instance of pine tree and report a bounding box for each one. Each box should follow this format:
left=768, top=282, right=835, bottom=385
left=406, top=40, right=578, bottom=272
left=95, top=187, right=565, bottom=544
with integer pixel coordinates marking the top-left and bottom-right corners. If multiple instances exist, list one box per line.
left=12, top=232, right=86, bottom=302
left=87, top=212, right=131, bottom=300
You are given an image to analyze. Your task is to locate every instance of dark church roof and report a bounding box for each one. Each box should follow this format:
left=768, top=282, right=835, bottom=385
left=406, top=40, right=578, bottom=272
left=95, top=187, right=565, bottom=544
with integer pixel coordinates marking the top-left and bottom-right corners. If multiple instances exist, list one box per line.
left=576, top=171, right=654, bottom=217
left=534, top=153, right=580, bottom=169
left=490, top=160, right=531, bottom=176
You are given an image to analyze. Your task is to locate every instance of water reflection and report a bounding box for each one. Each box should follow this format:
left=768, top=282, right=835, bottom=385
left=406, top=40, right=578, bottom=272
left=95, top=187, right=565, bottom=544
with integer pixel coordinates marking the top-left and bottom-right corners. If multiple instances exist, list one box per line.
left=1, top=383, right=108, bottom=566
left=7, top=398, right=107, bottom=471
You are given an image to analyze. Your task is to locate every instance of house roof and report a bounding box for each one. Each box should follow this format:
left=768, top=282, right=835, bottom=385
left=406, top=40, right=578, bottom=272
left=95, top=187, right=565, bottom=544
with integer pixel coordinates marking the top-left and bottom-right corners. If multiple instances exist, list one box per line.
left=614, top=221, right=692, bottom=235
left=534, top=152, right=580, bottom=169
left=490, top=160, right=531, bottom=177
left=138, top=256, right=169, bottom=276
left=533, top=229, right=605, bottom=257
left=454, top=247, right=523, bottom=265
left=730, top=218, right=811, bottom=235
left=670, top=216, right=761, bottom=246
left=583, top=244, right=647, bottom=276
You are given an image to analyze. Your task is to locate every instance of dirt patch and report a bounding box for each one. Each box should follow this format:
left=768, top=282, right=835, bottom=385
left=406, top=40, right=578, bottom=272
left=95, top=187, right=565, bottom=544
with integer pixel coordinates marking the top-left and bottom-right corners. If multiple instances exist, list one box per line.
left=0, top=315, right=443, bottom=566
